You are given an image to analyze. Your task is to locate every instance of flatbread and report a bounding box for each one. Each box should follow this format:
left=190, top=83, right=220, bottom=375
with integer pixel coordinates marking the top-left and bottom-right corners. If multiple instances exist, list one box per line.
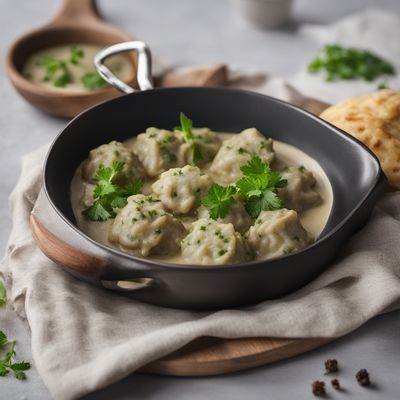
left=320, top=90, right=400, bottom=189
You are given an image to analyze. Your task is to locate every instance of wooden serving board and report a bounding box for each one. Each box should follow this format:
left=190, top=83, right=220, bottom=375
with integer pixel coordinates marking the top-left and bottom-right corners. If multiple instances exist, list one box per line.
left=30, top=67, right=331, bottom=376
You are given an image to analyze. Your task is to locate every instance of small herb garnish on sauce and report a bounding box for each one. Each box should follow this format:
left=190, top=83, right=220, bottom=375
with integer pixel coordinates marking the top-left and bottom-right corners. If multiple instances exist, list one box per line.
left=0, top=331, right=31, bottom=380
left=202, top=184, right=237, bottom=220
left=178, top=113, right=203, bottom=164
left=82, top=161, right=142, bottom=221
left=308, top=44, right=395, bottom=82
left=70, top=46, right=84, bottom=65
left=37, top=55, right=72, bottom=87
left=0, top=281, right=6, bottom=306
left=236, top=156, right=287, bottom=219
left=81, top=72, right=108, bottom=90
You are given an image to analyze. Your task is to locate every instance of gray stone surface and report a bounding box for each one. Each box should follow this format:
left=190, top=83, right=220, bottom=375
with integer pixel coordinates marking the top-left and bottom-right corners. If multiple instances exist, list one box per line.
left=0, top=0, right=399, bottom=399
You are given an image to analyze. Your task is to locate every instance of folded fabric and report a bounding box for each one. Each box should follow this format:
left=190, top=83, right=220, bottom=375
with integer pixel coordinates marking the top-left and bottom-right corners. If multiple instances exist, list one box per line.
left=1, top=99, right=400, bottom=400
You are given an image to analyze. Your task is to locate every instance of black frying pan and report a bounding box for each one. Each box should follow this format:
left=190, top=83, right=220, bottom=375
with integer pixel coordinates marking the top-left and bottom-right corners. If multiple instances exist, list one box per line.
left=36, top=42, right=388, bottom=309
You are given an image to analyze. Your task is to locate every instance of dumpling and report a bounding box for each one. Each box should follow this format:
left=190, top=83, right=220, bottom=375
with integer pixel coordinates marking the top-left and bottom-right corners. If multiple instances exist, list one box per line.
left=82, top=141, right=145, bottom=185
left=133, top=128, right=185, bottom=177
left=152, top=165, right=213, bottom=214
left=109, top=194, right=186, bottom=257
left=177, top=128, right=222, bottom=165
left=245, top=209, right=311, bottom=260
left=181, top=218, right=251, bottom=265
left=210, top=128, right=274, bottom=184
left=197, top=200, right=252, bottom=234
left=279, top=167, right=322, bottom=212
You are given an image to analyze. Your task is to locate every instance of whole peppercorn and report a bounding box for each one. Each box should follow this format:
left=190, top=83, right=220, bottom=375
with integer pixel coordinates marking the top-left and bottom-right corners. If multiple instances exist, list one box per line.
left=311, top=380, right=326, bottom=396
left=356, top=369, right=370, bottom=386
left=331, top=378, right=340, bottom=390
left=324, top=358, right=338, bottom=373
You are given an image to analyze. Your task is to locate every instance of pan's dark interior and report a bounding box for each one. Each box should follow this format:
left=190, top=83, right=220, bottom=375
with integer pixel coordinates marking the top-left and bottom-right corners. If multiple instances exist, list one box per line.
left=45, top=87, right=380, bottom=240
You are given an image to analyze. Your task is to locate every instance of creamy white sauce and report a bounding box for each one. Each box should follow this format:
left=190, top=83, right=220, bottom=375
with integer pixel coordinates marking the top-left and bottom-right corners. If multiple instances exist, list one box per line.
left=23, top=44, right=134, bottom=93
left=70, top=133, right=333, bottom=264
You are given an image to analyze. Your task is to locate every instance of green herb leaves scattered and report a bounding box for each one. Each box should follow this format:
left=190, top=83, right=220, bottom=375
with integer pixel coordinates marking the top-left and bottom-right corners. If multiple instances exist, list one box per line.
left=82, top=161, right=142, bottom=221
left=202, top=156, right=287, bottom=220
left=37, top=55, right=72, bottom=87
left=81, top=72, right=107, bottom=90
left=36, top=45, right=108, bottom=90
left=179, top=113, right=203, bottom=164
left=236, top=156, right=287, bottom=219
left=0, top=331, right=30, bottom=380
left=308, top=44, right=395, bottom=83
left=0, top=281, right=6, bottom=306
left=202, top=185, right=236, bottom=220
left=70, top=46, right=84, bottom=65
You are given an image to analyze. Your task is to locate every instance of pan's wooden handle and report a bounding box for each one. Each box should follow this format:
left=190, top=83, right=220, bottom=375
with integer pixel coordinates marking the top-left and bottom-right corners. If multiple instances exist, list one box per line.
left=30, top=214, right=106, bottom=275
left=50, top=0, right=102, bottom=26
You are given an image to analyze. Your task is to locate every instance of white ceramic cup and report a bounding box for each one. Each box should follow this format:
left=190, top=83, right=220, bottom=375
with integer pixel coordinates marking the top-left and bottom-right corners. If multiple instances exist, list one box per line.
left=236, top=0, right=293, bottom=29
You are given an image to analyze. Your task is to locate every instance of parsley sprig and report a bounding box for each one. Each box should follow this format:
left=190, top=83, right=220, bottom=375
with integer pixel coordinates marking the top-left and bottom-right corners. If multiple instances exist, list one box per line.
left=0, top=331, right=30, bottom=380
left=202, top=185, right=236, bottom=220
left=178, top=113, right=203, bottom=164
left=0, top=281, right=6, bottom=306
left=82, top=161, right=142, bottom=221
left=236, top=156, right=287, bottom=218
left=81, top=72, right=107, bottom=90
left=202, top=156, right=287, bottom=220
left=70, top=46, right=84, bottom=65
left=308, top=44, right=395, bottom=83
left=37, top=55, right=72, bottom=87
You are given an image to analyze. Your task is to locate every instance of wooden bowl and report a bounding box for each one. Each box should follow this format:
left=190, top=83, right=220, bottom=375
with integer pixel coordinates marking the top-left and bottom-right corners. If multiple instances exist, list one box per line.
left=5, top=0, right=136, bottom=118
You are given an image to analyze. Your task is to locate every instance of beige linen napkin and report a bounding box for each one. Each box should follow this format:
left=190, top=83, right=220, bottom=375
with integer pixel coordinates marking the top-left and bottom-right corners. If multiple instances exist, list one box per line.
left=1, top=70, right=400, bottom=399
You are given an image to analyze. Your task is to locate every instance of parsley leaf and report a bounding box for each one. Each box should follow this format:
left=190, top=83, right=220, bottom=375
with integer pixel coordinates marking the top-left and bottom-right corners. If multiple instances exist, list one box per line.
left=236, top=156, right=287, bottom=219
left=178, top=112, right=203, bottom=164
left=0, top=331, right=7, bottom=347
left=0, top=332, right=30, bottom=380
left=82, top=161, right=143, bottom=221
left=81, top=72, right=107, bottom=90
left=9, top=362, right=31, bottom=380
left=37, top=55, right=72, bottom=87
left=202, top=184, right=237, bottom=220
left=70, top=46, right=84, bottom=65
left=0, top=281, right=6, bottom=306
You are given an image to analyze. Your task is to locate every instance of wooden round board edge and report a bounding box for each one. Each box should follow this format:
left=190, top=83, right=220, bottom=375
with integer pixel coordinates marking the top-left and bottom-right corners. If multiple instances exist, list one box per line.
left=140, top=337, right=333, bottom=376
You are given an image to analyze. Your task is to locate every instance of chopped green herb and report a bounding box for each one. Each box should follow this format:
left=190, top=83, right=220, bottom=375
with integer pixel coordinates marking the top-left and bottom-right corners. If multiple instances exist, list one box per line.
left=70, top=46, right=84, bottom=65
left=82, top=161, right=142, bottom=221
left=298, top=165, right=306, bottom=173
left=178, top=113, right=203, bottom=164
left=202, top=184, right=237, bottom=220
left=37, top=55, right=72, bottom=87
left=308, top=44, right=395, bottom=82
left=236, top=156, right=287, bottom=219
left=81, top=72, right=107, bottom=90
left=155, top=229, right=162, bottom=234
left=0, top=331, right=30, bottom=380
left=0, top=281, right=6, bottom=306
left=218, top=249, right=227, bottom=256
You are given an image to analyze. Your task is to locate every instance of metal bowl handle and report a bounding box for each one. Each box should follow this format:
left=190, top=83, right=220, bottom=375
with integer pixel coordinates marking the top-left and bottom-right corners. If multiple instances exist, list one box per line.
left=94, top=41, right=154, bottom=94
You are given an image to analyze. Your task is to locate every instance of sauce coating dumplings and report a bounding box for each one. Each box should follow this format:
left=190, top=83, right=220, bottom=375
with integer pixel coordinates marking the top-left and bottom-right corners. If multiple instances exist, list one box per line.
left=210, top=128, right=274, bottom=184
left=82, top=141, right=145, bottom=184
left=72, top=123, right=331, bottom=266
left=181, top=219, right=251, bottom=265
left=197, top=200, right=252, bottom=234
left=246, top=209, right=311, bottom=260
left=152, top=165, right=213, bottom=214
left=133, top=128, right=185, bottom=177
left=109, top=194, right=186, bottom=256
left=279, top=167, right=322, bottom=212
